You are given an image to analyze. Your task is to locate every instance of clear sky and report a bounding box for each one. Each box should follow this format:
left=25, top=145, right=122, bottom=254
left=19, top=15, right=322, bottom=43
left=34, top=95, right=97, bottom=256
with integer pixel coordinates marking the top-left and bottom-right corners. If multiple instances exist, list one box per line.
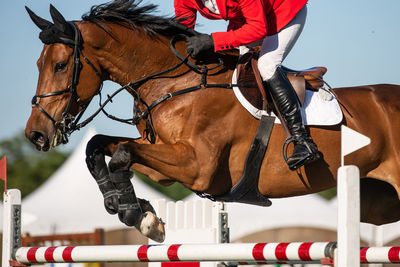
left=1, top=0, right=400, bottom=151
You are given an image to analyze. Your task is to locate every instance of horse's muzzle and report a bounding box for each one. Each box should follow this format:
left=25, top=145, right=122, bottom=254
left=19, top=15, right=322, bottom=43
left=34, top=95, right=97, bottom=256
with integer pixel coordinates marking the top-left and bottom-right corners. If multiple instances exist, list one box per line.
left=28, top=130, right=50, bottom=151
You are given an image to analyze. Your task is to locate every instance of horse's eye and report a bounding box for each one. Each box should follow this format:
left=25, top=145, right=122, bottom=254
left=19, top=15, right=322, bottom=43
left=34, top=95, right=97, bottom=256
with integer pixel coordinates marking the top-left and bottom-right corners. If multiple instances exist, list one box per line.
left=54, top=62, right=67, bottom=73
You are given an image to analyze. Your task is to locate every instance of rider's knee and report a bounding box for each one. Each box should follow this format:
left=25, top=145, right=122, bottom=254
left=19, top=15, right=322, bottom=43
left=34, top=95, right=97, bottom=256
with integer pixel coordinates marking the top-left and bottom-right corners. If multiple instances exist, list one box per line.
left=257, top=55, right=280, bottom=81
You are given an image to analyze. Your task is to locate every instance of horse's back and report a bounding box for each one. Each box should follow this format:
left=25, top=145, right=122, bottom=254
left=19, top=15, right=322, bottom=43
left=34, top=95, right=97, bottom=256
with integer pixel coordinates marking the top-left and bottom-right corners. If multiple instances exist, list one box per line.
left=334, top=83, right=400, bottom=108
left=335, top=83, right=400, bottom=203
left=334, top=83, right=400, bottom=145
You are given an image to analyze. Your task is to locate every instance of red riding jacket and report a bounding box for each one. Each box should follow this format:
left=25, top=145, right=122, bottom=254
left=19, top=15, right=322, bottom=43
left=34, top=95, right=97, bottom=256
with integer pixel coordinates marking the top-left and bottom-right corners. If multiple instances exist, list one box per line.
left=174, top=0, right=308, bottom=52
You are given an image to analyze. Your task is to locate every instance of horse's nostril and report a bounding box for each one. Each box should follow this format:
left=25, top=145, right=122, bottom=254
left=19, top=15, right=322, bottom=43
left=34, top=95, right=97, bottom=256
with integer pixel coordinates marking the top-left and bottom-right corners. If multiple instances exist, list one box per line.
left=29, top=131, right=45, bottom=147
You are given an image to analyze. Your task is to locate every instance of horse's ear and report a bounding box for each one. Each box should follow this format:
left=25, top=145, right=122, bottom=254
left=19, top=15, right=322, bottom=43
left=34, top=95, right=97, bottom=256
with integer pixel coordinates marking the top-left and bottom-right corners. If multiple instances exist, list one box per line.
left=25, top=6, right=53, bottom=30
left=49, top=4, right=74, bottom=37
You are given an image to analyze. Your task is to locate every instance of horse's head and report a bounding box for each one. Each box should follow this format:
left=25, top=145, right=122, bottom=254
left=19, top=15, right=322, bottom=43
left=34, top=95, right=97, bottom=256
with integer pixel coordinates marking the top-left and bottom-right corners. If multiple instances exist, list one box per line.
left=25, top=5, right=103, bottom=151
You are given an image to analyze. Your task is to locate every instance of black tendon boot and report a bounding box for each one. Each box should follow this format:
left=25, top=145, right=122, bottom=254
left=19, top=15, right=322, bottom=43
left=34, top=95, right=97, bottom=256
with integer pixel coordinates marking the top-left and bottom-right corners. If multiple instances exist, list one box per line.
left=263, top=67, right=320, bottom=170
left=109, top=170, right=143, bottom=226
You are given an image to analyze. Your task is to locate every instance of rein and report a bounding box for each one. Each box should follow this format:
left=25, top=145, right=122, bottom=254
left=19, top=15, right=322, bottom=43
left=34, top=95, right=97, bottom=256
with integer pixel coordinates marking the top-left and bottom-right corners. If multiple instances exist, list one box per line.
left=67, top=34, right=235, bottom=144
left=100, top=34, right=235, bottom=143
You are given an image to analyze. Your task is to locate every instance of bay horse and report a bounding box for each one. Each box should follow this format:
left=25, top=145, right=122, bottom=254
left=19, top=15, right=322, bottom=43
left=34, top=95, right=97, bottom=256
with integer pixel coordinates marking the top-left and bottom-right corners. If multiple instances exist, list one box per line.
left=25, top=1, right=400, bottom=242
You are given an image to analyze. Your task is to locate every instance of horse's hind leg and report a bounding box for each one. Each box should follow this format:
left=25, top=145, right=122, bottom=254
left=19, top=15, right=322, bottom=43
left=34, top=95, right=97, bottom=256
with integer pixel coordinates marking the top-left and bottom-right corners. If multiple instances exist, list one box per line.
left=85, top=134, right=165, bottom=242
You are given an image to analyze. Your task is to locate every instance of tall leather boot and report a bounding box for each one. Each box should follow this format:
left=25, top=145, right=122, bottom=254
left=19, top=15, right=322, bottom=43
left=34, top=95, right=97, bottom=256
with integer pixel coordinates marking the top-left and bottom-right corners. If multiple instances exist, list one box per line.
left=263, top=67, right=320, bottom=170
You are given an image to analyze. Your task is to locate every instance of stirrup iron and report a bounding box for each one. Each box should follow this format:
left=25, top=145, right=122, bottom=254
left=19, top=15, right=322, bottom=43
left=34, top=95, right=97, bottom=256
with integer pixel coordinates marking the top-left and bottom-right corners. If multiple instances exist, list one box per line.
left=282, top=137, right=319, bottom=170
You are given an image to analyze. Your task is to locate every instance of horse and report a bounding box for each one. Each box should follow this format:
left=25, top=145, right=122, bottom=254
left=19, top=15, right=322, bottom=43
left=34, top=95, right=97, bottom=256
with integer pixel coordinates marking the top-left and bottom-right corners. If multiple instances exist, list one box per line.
left=25, top=1, right=400, bottom=242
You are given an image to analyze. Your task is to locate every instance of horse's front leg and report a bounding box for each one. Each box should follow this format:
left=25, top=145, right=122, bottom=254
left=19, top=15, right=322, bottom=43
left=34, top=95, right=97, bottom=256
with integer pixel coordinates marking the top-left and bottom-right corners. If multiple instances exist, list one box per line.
left=85, top=134, right=165, bottom=242
left=85, top=135, right=128, bottom=215
left=109, top=141, right=201, bottom=189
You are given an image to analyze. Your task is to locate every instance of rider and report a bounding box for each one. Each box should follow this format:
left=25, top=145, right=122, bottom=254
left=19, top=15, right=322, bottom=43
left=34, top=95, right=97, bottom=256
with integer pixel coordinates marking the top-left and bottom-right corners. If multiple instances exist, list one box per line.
left=174, top=0, right=319, bottom=170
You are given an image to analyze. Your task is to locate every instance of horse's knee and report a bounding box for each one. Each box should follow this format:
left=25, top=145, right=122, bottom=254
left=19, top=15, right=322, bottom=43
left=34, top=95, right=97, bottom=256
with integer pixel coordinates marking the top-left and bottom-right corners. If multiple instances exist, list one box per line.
left=85, top=135, right=110, bottom=174
left=109, top=143, right=133, bottom=172
left=86, top=134, right=109, bottom=156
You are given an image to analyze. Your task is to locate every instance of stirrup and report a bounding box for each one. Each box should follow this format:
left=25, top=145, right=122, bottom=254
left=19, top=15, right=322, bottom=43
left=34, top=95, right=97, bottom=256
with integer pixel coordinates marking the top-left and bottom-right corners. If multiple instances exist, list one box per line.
left=282, top=137, right=320, bottom=170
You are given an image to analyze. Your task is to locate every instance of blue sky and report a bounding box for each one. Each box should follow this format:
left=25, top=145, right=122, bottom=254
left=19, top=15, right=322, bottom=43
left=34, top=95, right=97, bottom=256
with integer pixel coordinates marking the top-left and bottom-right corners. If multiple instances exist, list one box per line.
left=1, top=0, right=399, bottom=150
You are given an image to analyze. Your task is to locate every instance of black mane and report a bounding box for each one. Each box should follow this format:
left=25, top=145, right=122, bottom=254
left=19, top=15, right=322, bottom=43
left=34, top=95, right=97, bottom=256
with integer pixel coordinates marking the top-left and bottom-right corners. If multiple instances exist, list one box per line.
left=82, top=0, right=196, bottom=38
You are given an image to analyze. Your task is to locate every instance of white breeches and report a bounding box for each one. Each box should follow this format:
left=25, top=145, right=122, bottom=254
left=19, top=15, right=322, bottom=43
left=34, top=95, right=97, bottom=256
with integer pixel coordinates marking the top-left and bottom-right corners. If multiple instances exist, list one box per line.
left=239, top=5, right=307, bottom=81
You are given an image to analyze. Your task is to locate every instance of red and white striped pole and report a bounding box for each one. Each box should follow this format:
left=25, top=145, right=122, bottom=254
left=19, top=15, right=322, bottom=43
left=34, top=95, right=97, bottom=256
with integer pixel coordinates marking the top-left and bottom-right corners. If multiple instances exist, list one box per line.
left=14, top=242, right=335, bottom=265
left=360, top=247, right=400, bottom=264
left=13, top=243, right=400, bottom=265
left=12, top=243, right=400, bottom=265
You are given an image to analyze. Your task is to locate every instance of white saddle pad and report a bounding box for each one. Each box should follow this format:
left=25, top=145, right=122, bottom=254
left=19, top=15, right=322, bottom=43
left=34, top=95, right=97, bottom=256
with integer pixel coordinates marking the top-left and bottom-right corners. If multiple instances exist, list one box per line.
left=232, top=69, right=343, bottom=126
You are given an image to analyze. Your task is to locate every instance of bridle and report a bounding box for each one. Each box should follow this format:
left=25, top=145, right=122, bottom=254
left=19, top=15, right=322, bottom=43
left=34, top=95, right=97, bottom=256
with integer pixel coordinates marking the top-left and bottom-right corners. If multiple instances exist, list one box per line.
left=31, top=22, right=102, bottom=144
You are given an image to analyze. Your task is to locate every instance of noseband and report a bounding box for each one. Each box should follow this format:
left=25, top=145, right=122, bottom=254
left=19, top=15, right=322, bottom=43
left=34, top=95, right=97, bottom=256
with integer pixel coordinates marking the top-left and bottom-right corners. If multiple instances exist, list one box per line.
left=31, top=22, right=102, bottom=144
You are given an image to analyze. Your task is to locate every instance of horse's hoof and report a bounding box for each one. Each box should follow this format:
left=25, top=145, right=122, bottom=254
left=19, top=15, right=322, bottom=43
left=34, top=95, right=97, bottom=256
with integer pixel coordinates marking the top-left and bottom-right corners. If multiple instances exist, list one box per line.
left=138, top=211, right=165, bottom=243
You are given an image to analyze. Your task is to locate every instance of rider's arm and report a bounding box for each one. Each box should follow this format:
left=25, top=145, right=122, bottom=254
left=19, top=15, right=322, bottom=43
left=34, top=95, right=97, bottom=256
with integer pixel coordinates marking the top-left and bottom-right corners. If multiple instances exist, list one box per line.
left=212, top=0, right=267, bottom=52
left=174, top=0, right=197, bottom=29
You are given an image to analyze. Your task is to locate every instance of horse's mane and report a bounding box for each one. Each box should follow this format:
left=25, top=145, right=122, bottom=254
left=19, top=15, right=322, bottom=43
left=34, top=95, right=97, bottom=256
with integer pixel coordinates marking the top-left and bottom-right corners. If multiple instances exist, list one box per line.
left=81, top=0, right=196, bottom=38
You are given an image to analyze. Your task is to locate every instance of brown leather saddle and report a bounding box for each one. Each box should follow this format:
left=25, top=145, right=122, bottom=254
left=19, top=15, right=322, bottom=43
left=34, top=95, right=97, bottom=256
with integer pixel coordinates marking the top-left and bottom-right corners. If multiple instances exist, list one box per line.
left=236, top=49, right=327, bottom=111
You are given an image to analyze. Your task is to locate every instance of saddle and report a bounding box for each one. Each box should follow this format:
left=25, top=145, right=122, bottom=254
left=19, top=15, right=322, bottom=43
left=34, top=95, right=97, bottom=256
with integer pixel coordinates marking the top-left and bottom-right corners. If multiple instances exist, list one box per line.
left=236, top=49, right=327, bottom=111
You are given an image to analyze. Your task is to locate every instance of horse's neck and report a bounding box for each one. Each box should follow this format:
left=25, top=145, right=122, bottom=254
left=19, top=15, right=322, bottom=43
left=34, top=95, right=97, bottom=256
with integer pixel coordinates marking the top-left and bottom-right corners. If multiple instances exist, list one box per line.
left=82, top=23, right=179, bottom=87
left=80, top=22, right=237, bottom=108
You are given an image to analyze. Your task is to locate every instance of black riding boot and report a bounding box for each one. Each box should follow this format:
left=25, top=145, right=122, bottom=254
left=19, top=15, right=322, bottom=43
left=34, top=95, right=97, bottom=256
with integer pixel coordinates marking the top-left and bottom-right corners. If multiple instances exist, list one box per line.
left=263, top=67, right=320, bottom=170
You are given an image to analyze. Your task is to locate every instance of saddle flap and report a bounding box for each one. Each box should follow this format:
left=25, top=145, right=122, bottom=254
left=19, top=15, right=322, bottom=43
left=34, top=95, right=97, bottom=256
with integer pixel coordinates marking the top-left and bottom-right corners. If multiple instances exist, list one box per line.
left=287, top=75, right=305, bottom=104
left=236, top=52, right=265, bottom=110
left=236, top=50, right=327, bottom=111
left=284, top=66, right=327, bottom=89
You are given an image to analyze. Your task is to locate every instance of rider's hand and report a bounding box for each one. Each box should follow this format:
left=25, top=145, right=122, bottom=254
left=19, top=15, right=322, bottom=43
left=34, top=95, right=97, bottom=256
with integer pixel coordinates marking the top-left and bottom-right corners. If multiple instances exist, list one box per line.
left=186, top=34, right=214, bottom=58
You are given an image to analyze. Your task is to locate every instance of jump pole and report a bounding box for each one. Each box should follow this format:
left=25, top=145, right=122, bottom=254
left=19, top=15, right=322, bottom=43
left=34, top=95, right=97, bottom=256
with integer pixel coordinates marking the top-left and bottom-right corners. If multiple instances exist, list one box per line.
left=13, top=242, right=336, bottom=264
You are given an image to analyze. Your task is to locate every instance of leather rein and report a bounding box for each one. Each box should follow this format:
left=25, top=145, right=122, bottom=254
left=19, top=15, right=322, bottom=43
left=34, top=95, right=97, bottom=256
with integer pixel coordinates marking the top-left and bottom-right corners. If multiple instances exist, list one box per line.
left=31, top=27, right=235, bottom=144
left=98, top=34, right=236, bottom=143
